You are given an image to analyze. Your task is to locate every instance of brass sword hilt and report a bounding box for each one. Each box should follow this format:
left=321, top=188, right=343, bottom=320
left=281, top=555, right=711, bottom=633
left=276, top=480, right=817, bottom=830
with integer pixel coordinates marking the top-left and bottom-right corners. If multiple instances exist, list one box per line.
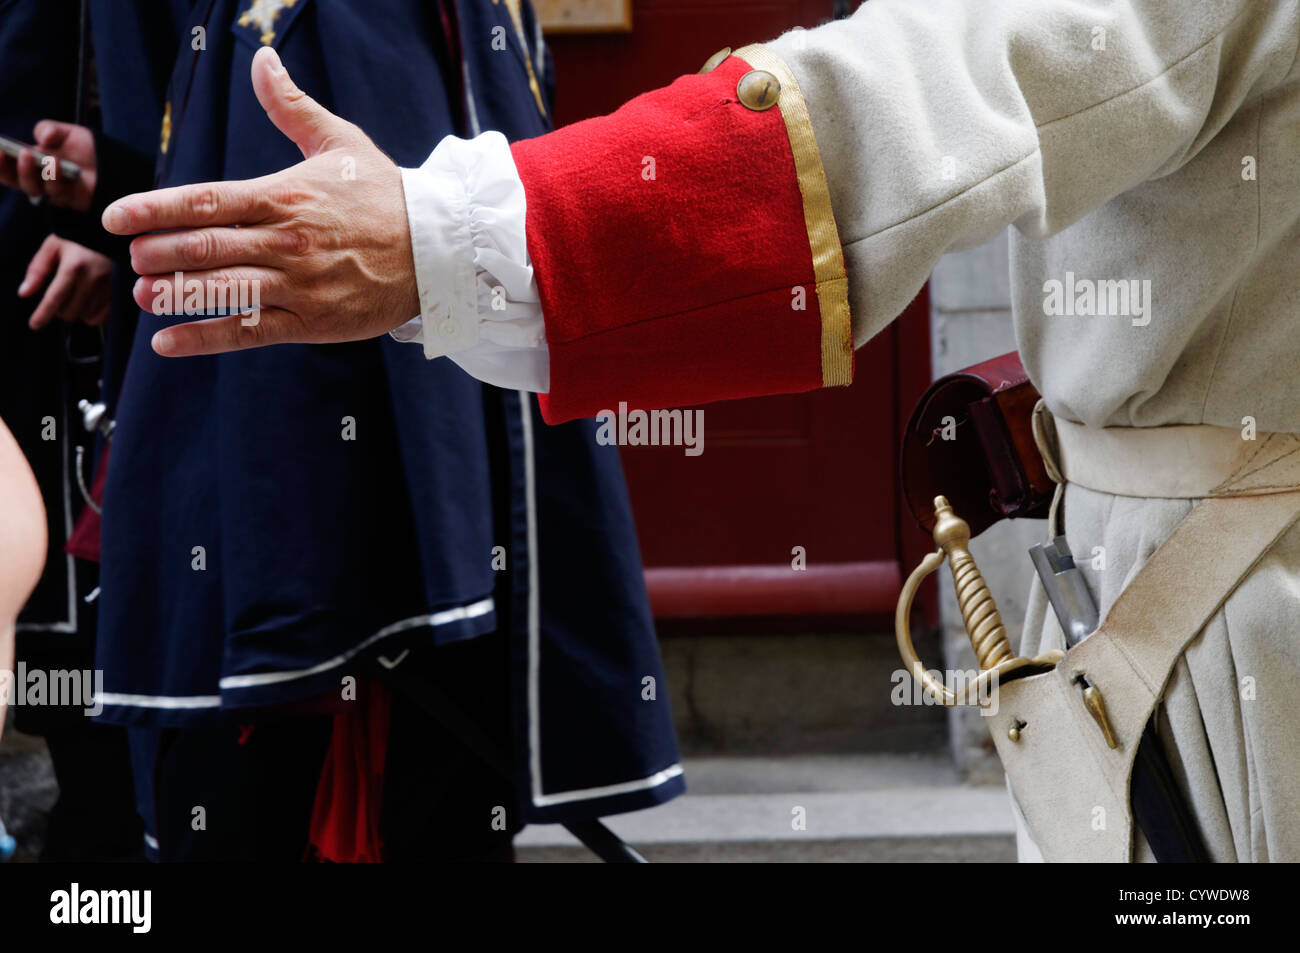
left=895, top=496, right=1063, bottom=706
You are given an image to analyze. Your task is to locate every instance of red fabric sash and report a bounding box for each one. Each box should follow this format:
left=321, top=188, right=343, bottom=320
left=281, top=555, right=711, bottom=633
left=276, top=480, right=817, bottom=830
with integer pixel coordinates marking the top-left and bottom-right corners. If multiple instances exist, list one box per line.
left=306, top=679, right=392, bottom=863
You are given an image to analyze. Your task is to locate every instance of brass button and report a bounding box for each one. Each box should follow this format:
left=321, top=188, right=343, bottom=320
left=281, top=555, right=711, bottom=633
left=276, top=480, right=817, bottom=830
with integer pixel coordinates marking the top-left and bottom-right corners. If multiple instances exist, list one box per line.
left=736, top=70, right=780, bottom=111
left=699, top=47, right=732, bottom=74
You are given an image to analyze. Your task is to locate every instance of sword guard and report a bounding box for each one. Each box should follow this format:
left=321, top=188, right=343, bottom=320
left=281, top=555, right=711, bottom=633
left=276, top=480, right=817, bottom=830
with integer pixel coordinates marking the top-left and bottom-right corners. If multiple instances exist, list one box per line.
left=895, top=495, right=1063, bottom=707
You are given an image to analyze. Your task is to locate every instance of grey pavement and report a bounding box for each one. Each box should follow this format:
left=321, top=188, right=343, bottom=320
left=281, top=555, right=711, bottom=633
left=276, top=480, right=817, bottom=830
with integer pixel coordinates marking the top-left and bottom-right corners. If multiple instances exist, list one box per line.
left=517, top=754, right=1016, bottom=863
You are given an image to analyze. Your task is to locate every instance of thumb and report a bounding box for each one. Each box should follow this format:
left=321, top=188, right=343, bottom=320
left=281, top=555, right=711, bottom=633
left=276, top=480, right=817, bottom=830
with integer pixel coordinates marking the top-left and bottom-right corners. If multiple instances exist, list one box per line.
left=251, top=46, right=360, bottom=158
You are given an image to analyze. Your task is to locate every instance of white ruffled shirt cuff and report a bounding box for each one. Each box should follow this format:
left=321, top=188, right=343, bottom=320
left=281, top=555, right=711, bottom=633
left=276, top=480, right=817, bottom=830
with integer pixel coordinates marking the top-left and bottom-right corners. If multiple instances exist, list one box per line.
left=393, top=131, right=549, bottom=393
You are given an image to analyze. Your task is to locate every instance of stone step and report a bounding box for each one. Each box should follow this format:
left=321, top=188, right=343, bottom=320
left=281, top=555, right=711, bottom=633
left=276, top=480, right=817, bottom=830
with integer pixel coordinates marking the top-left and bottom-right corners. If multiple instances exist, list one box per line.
left=518, top=835, right=1015, bottom=863
left=661, top=631, right=947, bottom=756
left=517, top=754, right=1016, bottom=863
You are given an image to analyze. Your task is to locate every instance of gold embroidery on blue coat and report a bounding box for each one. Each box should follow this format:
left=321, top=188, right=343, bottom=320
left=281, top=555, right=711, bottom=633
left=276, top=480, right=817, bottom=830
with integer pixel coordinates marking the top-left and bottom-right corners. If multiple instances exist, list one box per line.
left=160, top=101, right=172, bottom=154
left=495, top=0, right=547, bottom=118
left=238, top=0, right=300, bottom=46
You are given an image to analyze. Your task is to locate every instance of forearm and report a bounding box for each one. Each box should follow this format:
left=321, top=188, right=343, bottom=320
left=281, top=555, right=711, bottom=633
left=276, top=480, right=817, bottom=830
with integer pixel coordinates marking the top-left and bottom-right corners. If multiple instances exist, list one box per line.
left=400, top=0, right=1295, bottom=422
left=399, top=45, right=852, bottom=421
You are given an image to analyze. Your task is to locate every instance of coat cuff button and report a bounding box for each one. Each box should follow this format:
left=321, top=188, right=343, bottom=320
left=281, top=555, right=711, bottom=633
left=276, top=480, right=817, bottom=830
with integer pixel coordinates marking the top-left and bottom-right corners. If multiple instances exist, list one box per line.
left=736, top=70, right=781, bottom=111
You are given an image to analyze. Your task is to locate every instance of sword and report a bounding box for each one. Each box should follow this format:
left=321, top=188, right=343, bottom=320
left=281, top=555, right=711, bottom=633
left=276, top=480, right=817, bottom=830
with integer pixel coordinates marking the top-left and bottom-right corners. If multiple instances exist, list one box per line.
left=1028, top=536, right=1208, bottom=862
left=1027, top=537, right=1096, bottom=648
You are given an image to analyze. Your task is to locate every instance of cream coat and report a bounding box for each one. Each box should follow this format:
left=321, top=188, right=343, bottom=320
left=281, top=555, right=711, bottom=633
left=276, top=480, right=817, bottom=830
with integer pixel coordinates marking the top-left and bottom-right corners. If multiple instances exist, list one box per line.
left=772, top=0, right=1300, bottom=860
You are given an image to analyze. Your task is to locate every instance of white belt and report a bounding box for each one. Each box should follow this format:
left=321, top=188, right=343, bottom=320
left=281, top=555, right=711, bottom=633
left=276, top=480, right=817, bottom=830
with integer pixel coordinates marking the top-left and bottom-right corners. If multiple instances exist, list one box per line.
left=1034, top=406, right=1300, bottom=498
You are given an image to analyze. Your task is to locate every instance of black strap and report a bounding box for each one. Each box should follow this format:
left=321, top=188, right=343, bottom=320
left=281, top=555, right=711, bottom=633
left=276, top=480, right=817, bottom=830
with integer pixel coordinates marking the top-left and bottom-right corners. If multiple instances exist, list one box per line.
left=1130, top=719, right=1209, bottom=862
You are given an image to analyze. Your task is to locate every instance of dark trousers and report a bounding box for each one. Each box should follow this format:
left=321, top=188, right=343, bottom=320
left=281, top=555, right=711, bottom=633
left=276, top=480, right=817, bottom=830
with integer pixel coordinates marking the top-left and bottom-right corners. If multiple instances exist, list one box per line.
left=145, top=633, right=518, bottom=862
left=39, top=722, right=144, bottom=863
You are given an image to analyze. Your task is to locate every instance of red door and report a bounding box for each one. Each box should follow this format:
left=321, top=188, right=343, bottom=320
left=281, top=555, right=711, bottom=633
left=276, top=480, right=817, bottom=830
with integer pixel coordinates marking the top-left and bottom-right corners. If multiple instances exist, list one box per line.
left=545, top=1, right=933, bottom=625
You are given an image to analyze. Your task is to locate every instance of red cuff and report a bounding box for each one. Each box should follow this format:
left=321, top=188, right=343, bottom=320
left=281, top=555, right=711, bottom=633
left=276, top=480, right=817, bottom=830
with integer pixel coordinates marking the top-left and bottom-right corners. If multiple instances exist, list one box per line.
left=510, top=44, right=852, bottom=424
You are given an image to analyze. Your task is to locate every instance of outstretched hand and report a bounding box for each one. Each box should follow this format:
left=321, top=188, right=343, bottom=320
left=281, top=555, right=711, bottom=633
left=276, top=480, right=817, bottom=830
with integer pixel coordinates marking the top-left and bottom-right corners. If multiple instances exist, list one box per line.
left=103, top=46, right=420, bottom=358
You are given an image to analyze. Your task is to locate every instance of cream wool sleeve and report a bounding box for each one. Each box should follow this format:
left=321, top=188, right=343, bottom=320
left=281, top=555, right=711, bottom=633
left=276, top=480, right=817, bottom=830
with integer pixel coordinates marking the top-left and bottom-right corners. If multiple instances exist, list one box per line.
left=767, top=0, right=1299, bottom=348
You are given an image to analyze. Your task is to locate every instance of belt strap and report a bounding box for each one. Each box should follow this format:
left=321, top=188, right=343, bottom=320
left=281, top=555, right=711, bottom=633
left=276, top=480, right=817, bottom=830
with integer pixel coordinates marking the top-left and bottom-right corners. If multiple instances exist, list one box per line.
left=1036, top=408, right=1300, bottom=499
left=990, top=487, right=1300, bottom=861
left=1096, top=489, right=1300, bottom=689
left=994, top=408, right=1300, bottom=860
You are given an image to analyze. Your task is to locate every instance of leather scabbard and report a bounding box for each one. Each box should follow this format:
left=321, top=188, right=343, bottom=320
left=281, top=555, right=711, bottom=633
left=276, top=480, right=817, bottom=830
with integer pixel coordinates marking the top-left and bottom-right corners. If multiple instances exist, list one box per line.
left=900, top=351, right=1053, bottom=537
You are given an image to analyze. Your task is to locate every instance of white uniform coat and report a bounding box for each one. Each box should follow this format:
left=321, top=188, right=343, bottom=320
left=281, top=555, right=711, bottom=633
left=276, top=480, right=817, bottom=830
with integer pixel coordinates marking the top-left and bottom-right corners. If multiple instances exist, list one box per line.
left=772, top=0, right=1300, bottom=860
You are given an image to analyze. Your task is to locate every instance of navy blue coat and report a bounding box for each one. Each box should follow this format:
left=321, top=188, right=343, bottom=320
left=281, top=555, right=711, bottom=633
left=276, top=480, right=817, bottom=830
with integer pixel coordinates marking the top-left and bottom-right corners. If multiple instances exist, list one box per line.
left=91, top=0, right=683, bottom=822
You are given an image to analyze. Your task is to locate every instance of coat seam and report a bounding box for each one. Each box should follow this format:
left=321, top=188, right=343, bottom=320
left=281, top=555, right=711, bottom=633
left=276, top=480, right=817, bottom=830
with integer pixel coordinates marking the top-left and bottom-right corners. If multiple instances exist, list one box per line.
left=1033, top=2, right=1256, bottom=133
left=843, top=149, right=1040, bottom=246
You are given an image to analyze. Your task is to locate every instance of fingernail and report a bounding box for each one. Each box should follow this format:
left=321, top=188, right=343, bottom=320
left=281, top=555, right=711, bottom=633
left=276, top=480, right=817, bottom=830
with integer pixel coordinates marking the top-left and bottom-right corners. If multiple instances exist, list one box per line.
left=152, top=330, right=174, bottom=356
left=105, top=205, right=125, bottom=232
left=267, top=47, right=286, bottom=75
left=17, top=279, right=30, bottom=296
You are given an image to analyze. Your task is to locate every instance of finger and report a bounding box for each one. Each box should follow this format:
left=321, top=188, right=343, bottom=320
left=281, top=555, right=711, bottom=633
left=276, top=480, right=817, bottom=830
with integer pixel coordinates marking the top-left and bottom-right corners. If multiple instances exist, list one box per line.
left=61, top=267, right=99, bottom=323
left=41, top=153, right=79, bottom=204
left=103, top=176, right=275, bottom=235
left=151, top=307, right=299, bottom=357
left=250, top=46, right=363, bottom=158
left=129, top=225, right=292, bottom=275
left=29, top=264, right=76, bottom=329
left=18, top=235, right=61, bottom=297
left=15, top=147, right=43, bottom=198
left=32, top=120, right=73, bottom=152
left=134, top=268, right=284, bottom=316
